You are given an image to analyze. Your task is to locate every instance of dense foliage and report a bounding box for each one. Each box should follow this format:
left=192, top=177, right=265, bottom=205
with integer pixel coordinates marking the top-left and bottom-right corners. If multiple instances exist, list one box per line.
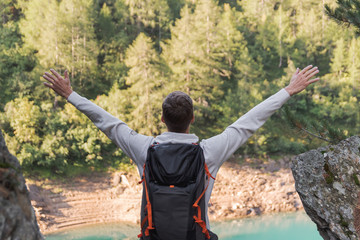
left=325, top=0, right=360, bottom=34
left=0, top=0, right=359, bottom=173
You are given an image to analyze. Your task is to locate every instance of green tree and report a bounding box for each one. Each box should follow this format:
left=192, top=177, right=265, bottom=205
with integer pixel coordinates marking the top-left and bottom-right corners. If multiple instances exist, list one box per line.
left=325, top=0, right=360, bottom=34
left=124, top=33, right=168, bottom=135
left=125, top=0, right=172, bottom=50
left=19, top=0, right=100, bottom=99
left=57, top=0, right=99, bottom=96
left=321, top=37, right=360, bottom=130
left=19, top=0, right=59, bottom=69
left=96, top=1, right=133, bottom=90
left=167, top=0, right=186, bottom=20
left=0, top=0, right=36, bottom=107
left=217, top=4, right=264, bottom=118
left=1, top=96, right=127, bottom=173
left=163, top=0, right=228, bottom=137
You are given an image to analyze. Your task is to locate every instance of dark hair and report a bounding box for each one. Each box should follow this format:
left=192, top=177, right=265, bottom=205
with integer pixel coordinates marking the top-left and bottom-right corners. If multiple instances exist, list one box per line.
left=162, top=91, right=194, bottom=133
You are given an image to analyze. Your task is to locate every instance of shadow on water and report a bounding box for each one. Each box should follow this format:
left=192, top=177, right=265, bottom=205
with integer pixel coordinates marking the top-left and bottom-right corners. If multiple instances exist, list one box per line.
left=45, top=212, right=322, bottom=240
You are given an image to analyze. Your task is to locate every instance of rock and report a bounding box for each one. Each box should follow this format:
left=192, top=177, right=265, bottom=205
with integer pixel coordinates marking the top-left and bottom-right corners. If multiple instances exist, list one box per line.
left=0, top=130, right=43, bottom=240
left=291, top=136, right=360, bottom=240
left=111, top=174, right=131, bottom=195
left=246, top=207, right=262, bottom=216
left=120, top=175, right=131, bottom=188
left=115, top=186, right=126, bottom=195
left=232, top=203, right=240, bottom=210
left=112, top=172, right=121, bottom=186
left=265, top=160, right=280, bottom=172
left=112, top=172, right=131, bottom=188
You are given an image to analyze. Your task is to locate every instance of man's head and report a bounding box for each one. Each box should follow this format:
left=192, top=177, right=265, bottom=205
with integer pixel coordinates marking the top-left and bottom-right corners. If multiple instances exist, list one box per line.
left=162, top=91, right=194, bottom=133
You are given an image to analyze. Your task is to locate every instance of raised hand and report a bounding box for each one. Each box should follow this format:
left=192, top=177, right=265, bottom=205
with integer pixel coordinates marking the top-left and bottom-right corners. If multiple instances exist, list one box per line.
left=285, top=65, right=320, bottom=96
left=43, top=69, right=73, bottom=99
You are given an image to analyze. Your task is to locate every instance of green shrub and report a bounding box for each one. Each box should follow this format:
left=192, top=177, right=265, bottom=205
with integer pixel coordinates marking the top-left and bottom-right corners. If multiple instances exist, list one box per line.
left=2, top=97, right=129, bottom=174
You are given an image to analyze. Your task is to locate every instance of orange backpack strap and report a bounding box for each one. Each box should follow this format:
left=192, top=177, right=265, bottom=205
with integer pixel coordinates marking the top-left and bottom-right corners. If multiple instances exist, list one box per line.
left=138, top=164, right=155, bottom=238
left=192, top=163, right=215, bottom=239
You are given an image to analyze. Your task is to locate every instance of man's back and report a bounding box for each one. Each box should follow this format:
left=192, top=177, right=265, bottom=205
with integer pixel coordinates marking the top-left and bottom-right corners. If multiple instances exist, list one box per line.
left=66, top=88, right=291, bottom=228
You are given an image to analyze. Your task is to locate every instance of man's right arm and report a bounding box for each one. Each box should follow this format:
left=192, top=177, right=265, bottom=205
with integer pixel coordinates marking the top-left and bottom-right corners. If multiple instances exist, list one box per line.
left=43, top=69, right=153, bottom=167
left=67, top=91, right=153, bottom=165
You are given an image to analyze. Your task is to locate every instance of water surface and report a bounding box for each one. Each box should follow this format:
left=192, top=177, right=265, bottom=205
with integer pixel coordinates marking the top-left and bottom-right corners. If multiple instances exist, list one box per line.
left=211, top=212, right=322, bottom=240
left=46, top=212, right=322, bottom=240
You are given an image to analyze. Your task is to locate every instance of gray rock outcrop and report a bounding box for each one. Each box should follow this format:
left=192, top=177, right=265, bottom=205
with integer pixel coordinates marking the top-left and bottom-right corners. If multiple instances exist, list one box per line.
left=291, top=136, right=360, bottom=240
left=0, top=130, right=43, bottom=240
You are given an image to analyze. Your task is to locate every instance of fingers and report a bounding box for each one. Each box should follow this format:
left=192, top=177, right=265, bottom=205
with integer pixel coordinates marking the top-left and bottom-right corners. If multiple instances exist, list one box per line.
left=44, top=72, right=57, bottom=82
left=306, top=68, right=319, bottom=80
left=64, top=70, right=68, bottom=80
left=307, top=78, right=320, bottom=85
left=50, top=69, right=63, bottom=80
left=298, top=65, right=319, bottom=81
left=286, top=64, right=320, bottom=96
left=43, top=74, right=55, bottom=84
left=43, top=82, right=54, bottom=89
left=299, top=65, right=313, bottom=75
left=292, top=68, right=300, bottom=77
left=304, top=66, right=318, bottom=77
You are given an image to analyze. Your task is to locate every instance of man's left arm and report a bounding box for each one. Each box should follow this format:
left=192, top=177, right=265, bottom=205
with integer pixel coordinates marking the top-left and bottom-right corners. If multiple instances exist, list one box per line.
left=201, top=65, right=320, bottom=172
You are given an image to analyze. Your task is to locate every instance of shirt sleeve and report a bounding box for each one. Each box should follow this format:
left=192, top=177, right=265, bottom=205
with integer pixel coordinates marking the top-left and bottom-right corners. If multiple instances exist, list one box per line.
left=200, top=88, right=291, bottom=173
left=67, top=91, right=154, bottom=167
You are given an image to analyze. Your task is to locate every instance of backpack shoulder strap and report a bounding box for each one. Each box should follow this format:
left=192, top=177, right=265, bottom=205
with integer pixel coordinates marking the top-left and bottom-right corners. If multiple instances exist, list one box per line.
left=138, top=163, right=154, bottom=238
left=193, top=163, right=215, bottom=239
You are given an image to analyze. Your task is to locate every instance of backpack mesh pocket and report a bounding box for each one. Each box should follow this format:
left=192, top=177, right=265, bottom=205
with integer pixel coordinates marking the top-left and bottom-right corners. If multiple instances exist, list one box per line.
left=152, top=183, right=195, bottom=240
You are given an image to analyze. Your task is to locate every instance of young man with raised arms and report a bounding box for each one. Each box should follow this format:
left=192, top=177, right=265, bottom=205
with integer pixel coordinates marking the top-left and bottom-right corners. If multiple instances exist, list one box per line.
left=42, top=65, right=319, bottom=234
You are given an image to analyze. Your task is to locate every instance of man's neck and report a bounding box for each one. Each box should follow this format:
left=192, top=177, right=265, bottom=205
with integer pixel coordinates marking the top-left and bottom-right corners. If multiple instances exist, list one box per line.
left=167, top=129, right=190, bottom=134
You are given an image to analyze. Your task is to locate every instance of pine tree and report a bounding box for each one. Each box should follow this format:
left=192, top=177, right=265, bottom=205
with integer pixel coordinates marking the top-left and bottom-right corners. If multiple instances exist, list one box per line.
left=98, top=3, right=115, bottom=42
left=19, top=0, right=100, bottom=98
left=330, top=38, right=346, bottom=81
left=347, top=38, right=360, bottom=90
left=57, top=0, right=99, bottom=97
left=19, top=0, right=60, bottom=69
left=166, top=0, right=186, bottom=20
left=96, top=1, right=133, bottom=90
left=163, top=0, right=227, bottom=137
left=125, top=0, right=172, bottom=50
left=217, top=4, right=264, bottom=126
left=240, top=0, right=286, bottom=84
left=0, top=0, right=35, bottom=107
left=325, top=0, right=360, bottom=34
left=124, top=33, right=168, bottom=135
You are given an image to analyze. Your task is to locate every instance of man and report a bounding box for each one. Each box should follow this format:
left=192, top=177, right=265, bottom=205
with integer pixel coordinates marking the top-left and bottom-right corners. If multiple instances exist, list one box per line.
left=42, top=65, right=319, bottom=234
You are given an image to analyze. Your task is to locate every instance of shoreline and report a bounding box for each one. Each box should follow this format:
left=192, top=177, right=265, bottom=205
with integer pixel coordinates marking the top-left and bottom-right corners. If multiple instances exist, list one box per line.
left=27, top=157, right=304, bottom=235
left=44, top=210, right=307, bottom=236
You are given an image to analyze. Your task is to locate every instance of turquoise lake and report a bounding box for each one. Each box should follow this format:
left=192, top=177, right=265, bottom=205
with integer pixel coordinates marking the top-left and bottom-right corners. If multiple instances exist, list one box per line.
left=45, top=212, right=322, bottom=240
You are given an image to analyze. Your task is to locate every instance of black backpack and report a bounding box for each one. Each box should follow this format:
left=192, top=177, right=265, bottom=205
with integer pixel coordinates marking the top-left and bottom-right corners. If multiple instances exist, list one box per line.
left=138, top=143, right=218, bottom=240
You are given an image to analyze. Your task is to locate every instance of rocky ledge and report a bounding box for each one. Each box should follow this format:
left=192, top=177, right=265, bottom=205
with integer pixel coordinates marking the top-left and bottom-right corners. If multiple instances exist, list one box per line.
left=292, top=136, right=360, bottom=240
left=0, top=130, right=43, bottom=239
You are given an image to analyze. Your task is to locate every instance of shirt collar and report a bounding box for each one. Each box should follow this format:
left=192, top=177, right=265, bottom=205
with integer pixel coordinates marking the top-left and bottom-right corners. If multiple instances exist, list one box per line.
left=154, top=132, right=199, bottom=144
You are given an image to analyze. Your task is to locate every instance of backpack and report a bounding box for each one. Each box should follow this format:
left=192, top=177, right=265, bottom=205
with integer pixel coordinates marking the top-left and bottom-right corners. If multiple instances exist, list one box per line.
left=138, top=142, right=218, bottom=240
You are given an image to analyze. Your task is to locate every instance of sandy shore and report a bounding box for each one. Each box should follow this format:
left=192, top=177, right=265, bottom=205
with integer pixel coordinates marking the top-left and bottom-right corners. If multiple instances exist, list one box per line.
left=26, top=157, right=303, bottom=235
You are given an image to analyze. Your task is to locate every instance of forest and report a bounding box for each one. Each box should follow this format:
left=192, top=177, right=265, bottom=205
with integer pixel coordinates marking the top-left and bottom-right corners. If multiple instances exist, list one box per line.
left=0, top=0, right=359, bottom=174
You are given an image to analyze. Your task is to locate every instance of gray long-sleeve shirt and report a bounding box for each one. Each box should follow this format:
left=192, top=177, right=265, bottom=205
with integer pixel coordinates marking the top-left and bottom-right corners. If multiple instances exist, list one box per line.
left=67, top=88, right=291, bottom=228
